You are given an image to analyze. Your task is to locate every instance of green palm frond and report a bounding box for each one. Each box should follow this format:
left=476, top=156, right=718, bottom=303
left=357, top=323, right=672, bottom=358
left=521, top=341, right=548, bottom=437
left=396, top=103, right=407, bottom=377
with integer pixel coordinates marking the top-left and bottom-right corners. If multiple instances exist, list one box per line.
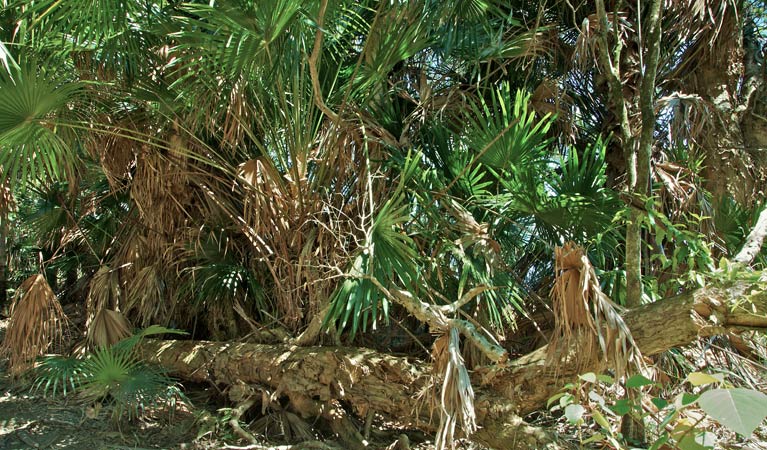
left=0, top=63, right=82, bottom=184
left=177, top=230, right=270, bottom=315
left=171, top=0, right=303, bottom=79
left=326, top=153, right=422, bottom=337
left=465, top=85, right=552, bottom=172
left=546, top=139, right=620, bottom=240
left=20, top=0, right=160, bottom=82
left=33, top=326, right=185, bottom=420
left=33, top=355, right=85, bottom=398
left=79, top=344, right=180, bottom=420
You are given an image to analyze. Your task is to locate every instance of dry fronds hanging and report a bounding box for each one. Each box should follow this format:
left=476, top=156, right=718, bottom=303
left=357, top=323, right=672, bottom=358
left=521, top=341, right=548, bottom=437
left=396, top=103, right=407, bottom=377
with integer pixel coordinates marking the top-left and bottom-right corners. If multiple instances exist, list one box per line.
left=86, top=265, right=122, bottom=317
left=131, top=142, right=191, bottom=234
left=125, top=264, right=167, bottom=327
left=0, top=274, right=68, bottom=375
left=432, top=327, right=477, bottom=450
left=86, top=308, right=132, bottom=349
left=547, top=242, right=643, bottom=378
left=93, top=134, right=136, bottom=190
left=85, top=266, right=132, bottom=348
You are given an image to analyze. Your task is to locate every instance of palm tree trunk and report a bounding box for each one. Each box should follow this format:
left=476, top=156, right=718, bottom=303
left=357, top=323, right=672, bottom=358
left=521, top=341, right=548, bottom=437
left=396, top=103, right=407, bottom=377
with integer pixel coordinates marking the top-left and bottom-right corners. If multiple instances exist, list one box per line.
left=686, top=6, right=766, bottom=208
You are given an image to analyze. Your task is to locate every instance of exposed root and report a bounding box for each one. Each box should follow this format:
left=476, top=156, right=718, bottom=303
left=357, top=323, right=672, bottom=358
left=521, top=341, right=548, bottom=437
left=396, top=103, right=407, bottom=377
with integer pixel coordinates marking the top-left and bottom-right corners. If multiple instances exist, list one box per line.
left=288, top=393, right=368, bottom=449
left=323, top=401, right=368, bottom=449
left=230, top=398, right=258, bottom=445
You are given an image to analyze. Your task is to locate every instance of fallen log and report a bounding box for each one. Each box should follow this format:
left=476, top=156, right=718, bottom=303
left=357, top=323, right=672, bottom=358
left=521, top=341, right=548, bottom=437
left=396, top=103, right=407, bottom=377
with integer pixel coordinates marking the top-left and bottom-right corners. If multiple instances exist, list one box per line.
left=139, top=282, right=767, bottom=449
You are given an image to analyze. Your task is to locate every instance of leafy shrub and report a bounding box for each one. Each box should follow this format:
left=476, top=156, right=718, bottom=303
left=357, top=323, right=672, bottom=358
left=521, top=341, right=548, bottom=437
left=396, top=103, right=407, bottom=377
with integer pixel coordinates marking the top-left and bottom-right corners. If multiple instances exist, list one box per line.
left=549, top=371, right=767, bottom=449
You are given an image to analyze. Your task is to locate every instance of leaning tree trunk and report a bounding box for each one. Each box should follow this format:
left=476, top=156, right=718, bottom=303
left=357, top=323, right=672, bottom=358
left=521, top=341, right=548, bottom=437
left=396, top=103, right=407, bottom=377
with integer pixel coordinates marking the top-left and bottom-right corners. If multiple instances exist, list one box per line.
left=139, top=282, right=767, bottom=450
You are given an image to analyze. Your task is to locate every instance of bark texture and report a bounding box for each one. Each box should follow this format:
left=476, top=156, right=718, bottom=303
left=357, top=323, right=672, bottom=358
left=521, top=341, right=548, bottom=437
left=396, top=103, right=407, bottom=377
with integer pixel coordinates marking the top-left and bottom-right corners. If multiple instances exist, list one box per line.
left=685, top=8, right=767, bottom=206
left=139, top=282, right=767, bottom=449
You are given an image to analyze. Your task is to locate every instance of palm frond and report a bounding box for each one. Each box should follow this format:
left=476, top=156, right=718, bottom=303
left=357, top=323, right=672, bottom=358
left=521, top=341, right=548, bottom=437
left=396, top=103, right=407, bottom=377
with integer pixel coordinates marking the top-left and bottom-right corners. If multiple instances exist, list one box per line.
left=0, top=274, right=68, bottom=374
left=0, top=63, right=82, bottom=184
left=547, top=243, right=642, bottom=378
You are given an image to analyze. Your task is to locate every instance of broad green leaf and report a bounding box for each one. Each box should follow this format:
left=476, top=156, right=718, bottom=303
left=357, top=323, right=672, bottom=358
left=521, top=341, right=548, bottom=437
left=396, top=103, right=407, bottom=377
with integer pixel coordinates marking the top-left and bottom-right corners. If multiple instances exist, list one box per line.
left=579, top=372, right=597, bottom=383
left=611, top=399, right=631, bottom=416
left=674, top=392, right=700, bottom=408
left=564, top=404, right=585, bottom=424
left=547, top=392, right=568, bottom=409
left=597, top=374, right=615, bottom=384
left=651, top=397, right=669, bottom=410
left=686, top=372, right=720, bottom=387
left=626, top=374, right=655, bottom=388
left=698, top=388, right=767, bottom=436
left=674, top=425, right=716, bottom=450
left=559, top=393, right=574, bottom=409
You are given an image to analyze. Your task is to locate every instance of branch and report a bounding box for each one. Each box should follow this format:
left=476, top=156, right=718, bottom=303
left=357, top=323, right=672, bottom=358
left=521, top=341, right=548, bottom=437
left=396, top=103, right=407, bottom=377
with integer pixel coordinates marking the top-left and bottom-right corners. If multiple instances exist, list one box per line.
left=308, top=0, right=339, bottom=123
left=733, top=207, right=767, bottom=265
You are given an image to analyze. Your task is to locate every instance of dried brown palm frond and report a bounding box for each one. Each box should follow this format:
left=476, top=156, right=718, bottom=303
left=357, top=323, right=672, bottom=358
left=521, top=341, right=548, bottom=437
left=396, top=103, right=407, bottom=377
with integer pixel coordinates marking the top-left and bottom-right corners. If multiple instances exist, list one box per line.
left=131, top=140, right=192, bottom=234
left=92, top=133, right=136, bottom=190
left=231, top=116, right=390, bottom=333
left=0, top=274, right=68, bottom=375
left=86, top=265, right=122, bottom=317
left=124, top=263, right=167, bottom=327
left=547, top=242, right=643, bottom=378
left=85, top=265, right=132, bottom=349
left=86, top=308, right=132, bottom=349
left=654, top=160, right=714, bottom=237
left=573, top=10, right=632, bottom=71
left=238, top=156, right=305, bottom=328
left=530, top=78, right=576, bottom=143
left=432, top=327, right=477, bottom=450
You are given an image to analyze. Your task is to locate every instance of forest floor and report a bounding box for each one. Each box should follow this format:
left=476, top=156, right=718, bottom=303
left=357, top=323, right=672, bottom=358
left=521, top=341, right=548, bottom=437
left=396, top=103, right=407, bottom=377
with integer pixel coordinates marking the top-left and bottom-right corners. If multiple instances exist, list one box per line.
left=0, top=377, right=200, bottom=450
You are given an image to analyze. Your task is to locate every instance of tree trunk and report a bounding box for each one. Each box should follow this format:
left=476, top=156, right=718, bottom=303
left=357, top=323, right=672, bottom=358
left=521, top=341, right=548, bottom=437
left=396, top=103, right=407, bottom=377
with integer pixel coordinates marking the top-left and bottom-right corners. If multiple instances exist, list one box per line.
left=139, top=282, right=767, bottom=449
left=686, top=7, right=767, bottom=208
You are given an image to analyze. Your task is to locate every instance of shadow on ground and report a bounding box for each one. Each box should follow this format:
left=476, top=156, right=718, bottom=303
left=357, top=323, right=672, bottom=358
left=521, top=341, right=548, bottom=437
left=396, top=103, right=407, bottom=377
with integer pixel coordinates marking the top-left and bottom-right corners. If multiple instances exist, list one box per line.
left=0, top=371, right=201, bottom=450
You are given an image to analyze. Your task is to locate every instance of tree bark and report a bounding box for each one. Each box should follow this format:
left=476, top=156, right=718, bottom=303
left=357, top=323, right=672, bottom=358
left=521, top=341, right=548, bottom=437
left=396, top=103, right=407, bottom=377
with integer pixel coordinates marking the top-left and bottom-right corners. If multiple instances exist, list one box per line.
left=139, top=282, right=767, bottom=450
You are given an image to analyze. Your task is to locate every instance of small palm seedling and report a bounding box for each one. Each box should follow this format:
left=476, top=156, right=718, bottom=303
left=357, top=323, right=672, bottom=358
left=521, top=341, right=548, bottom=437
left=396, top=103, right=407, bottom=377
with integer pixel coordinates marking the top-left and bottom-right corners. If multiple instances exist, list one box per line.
left=1, top=274, right=68, bottom=375
left=33, top=325, right=187, bottom=421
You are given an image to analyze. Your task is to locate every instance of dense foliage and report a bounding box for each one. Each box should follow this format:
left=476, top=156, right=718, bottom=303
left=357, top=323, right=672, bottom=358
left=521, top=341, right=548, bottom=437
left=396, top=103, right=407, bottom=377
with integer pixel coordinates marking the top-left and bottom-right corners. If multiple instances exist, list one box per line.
left=0, top=0, right=766, bottom=447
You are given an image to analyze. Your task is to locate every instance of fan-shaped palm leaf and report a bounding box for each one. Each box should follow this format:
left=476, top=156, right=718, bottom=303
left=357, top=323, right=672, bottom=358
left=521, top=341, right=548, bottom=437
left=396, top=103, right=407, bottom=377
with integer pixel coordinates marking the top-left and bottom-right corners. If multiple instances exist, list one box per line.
left=0, top=63, right=82, bottom=184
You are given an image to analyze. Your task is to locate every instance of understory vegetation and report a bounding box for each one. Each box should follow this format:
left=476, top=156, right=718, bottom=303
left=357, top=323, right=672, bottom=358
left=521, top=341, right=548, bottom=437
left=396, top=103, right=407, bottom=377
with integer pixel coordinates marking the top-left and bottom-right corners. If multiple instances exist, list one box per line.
left=0, top=0, right=766, bottom=449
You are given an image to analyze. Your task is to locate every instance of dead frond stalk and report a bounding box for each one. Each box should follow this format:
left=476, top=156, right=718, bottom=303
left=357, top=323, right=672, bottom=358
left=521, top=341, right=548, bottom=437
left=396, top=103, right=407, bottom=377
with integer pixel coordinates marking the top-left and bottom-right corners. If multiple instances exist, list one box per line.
left=433, top=327, right=477, bottom=450
left=547, top=242, right=643, bottom=378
